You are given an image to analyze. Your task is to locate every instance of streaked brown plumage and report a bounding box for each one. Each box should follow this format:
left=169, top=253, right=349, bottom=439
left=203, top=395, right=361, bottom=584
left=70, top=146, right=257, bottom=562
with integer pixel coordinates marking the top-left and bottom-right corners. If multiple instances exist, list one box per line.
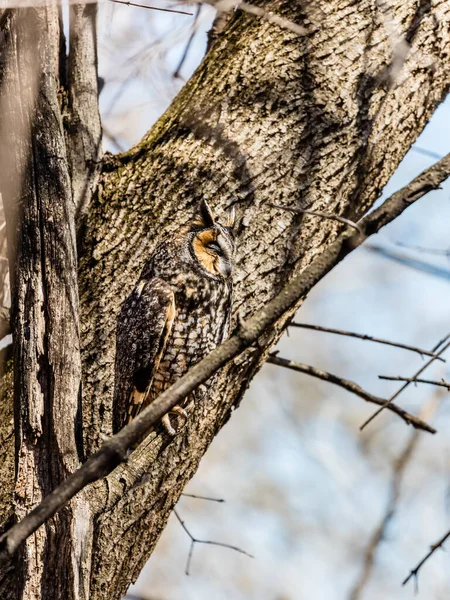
left=112, top=201, right=235, bottom=435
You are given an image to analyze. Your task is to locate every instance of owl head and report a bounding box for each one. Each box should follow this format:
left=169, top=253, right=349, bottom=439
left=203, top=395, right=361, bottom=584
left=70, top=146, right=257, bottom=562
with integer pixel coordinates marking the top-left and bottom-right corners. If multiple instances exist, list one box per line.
left=189, top=200, right=236, bottom=280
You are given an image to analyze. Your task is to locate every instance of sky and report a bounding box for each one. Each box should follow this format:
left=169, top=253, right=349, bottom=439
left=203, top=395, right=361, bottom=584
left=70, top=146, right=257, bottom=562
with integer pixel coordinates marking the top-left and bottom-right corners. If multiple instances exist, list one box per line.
left=95, top=3, right=450, bottom=599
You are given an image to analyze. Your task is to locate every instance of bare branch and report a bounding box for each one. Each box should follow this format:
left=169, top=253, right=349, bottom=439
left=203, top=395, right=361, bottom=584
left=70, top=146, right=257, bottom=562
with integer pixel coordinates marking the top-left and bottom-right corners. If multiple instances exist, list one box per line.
left=173, top=509, right=252, bottom=576
left=173, top=4, right=201, bottom=79
left=109, top=0, right=193, bottom=15
left=207, top=7, right=233, bottom=51
left=411, top=146, right=443, bottom=161
left=102, top=125, right=126, bottom=153
left=0, top=151, right=449, bottom=565
left=365, top=243, right=450, bottom=281
left=360, top=337, right=450, bottom=430
left=379, top=375, right=450, bottom=390
left=432, top=334, right=450, bottom=351
left=267, top=355, right=435, bottom=434
left=350, top=396, right=440, bottom=599
left=124, top=594, right=164, bottom=600
left=210, top=1, right=307, bottom=36
left=403, top=529, right=450, bottom=587
left=67, top=1, right=102, bottom=225
left=181, top=493, right=225, bottom=503
left=290, top=322, right=444, bottom=361
left=0, top=0, right=307, bottom=37
left=268, top=203, right=362, bottom=235
left=395, top=240, right=450, bottom=256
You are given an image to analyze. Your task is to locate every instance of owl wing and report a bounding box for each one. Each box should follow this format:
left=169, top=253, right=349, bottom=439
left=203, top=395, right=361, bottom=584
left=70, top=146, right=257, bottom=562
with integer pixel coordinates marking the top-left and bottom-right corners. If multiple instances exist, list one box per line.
left=112, top=277, right=175, bottom=433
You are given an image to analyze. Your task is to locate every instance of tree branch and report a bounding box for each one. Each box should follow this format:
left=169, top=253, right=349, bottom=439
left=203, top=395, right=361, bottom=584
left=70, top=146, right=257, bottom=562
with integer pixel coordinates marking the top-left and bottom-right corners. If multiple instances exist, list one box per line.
left=173, top=4, right=202, bottom=79
left=350, top=396, right=440, bottom=599
left=67, top=1, right=102, bottom=227
left=1, top=151, right=449, bottom=565
left=109, top=0, right=193, bottom=15
left=364, top=243, right=450, bottom=281
left=181, top=493, right=225, bottom=503
left=403, top=529, right=450, bottom=587
left=124, top=595, right=164, bottom=600
left=395, top=240, right=450, bottom=256
left=268, top=203, right=362, bottom=234
left=209, top=1, right=307, bottom=36
left=360, top=336, right=450, bottom=430
left=267, top=355, right=435, bottom=433
left=290, top=322, right=444, bottom=361
left=173, top=509, right=252, bottom=575
left=379, top=375, right=450, bottom=390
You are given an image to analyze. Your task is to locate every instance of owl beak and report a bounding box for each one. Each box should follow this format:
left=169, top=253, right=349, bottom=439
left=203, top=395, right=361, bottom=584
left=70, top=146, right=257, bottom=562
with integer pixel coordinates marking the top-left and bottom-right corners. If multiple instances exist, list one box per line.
left=221, top=259, right=233, bottom=278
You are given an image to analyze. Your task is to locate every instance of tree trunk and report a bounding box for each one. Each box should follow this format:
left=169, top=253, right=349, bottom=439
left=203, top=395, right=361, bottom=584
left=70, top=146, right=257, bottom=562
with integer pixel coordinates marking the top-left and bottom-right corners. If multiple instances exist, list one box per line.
left=0, top=6, right=90, bottom=599
left=0, top=1, right=449, bottom=598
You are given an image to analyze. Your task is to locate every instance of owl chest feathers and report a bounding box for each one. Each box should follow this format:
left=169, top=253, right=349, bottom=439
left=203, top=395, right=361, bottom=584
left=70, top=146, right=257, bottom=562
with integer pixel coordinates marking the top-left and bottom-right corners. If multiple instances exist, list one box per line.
left=143, top=274, right=231, bottom=399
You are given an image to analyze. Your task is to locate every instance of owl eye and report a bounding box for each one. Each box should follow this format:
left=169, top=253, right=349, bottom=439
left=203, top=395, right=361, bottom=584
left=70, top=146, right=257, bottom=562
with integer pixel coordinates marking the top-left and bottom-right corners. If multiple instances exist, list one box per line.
left=206, top=242, right=222, bottom=255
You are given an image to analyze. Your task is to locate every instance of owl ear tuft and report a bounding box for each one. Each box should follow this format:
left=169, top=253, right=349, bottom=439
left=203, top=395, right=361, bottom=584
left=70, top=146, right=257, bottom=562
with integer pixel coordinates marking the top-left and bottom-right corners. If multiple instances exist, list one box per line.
left=198, top=199, right=216, bottom=227
left=225, top=206, right=236, bottom=229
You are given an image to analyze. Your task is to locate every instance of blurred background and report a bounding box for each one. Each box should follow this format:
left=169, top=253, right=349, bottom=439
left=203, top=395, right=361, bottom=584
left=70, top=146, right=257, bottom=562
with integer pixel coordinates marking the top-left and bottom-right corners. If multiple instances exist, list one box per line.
left=51, top=1, right=450, bottom=598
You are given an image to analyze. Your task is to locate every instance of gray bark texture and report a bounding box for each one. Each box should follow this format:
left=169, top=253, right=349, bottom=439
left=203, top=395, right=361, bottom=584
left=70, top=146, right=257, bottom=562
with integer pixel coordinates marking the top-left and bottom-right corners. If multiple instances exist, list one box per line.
left=0, top=0, right=450, bottom=598
left=0, top=6, right=88, bottom=599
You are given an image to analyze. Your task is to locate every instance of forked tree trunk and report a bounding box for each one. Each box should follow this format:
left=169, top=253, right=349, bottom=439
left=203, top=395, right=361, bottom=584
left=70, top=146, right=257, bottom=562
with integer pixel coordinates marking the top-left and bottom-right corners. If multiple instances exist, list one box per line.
left=0, top=1, right=449, bottom=598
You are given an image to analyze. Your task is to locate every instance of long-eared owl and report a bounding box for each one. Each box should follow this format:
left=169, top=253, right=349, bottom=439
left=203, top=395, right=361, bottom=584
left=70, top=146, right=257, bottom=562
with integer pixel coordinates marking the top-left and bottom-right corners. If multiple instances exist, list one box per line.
left=113, top=200, right=236, bottom=435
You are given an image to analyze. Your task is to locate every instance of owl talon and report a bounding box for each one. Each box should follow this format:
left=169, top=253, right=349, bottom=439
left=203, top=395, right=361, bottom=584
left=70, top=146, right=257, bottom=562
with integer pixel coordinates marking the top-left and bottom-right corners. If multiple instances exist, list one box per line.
left=171, top=405, right=188, bottom=420
left=161, top=414, right=177, bottom=436
left=161, top=407, right=188, bottom=436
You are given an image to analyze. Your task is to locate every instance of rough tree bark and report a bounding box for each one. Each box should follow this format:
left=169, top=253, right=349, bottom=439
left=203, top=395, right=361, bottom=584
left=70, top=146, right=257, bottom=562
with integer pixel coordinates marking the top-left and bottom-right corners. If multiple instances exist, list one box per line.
left=0, top=6, right=92, bottom=599
left=0, top=1, right=449, bottom=598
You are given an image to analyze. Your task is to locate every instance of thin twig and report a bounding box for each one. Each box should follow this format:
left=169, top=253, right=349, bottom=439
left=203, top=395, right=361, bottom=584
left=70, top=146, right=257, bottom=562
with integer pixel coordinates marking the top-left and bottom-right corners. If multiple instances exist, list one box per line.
left=181, top=493, right=225, bottom=503
left=0, top=151, right=449, bottom=565
left=395, top=240, right=450, bottom=256
left=173, top=4, right=201, bottom=78
left=290, top=322, right=444, bottom=361
left=268, top=203, right=362, bottom=234
left=350, top=396, right=440, bottom=599
left=379, top=375, right=450, bottom=390
left=102, top=125, right=126, bottom=153
left=108, top=0, right=193, bottom=15
left=403, top=529, right=450, bottom=587
left=267, top=355, right=435, bottom=434
left=365, top=243, right=450, bottom=280
left=173, top=509, right=252, bottom=575
left=208, top=0, right=307, bottom=36
left=360, top=337, right=450, bottom=430
left=124, top=594, right=164, bottom=600
left=411, top=146, right=444, bottom=160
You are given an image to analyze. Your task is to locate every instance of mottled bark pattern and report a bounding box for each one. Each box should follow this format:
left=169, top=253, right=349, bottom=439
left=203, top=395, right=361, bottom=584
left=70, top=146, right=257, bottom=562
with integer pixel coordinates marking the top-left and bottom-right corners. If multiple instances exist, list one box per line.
left=65, top=3, right=102, bottom=227
left=0, top=7, right=83, bottom=600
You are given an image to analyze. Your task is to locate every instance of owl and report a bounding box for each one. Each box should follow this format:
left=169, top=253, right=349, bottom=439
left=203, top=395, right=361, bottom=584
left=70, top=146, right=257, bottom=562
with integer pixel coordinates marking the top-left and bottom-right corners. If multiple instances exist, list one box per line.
left=112, top=200, right=236, bottom=436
